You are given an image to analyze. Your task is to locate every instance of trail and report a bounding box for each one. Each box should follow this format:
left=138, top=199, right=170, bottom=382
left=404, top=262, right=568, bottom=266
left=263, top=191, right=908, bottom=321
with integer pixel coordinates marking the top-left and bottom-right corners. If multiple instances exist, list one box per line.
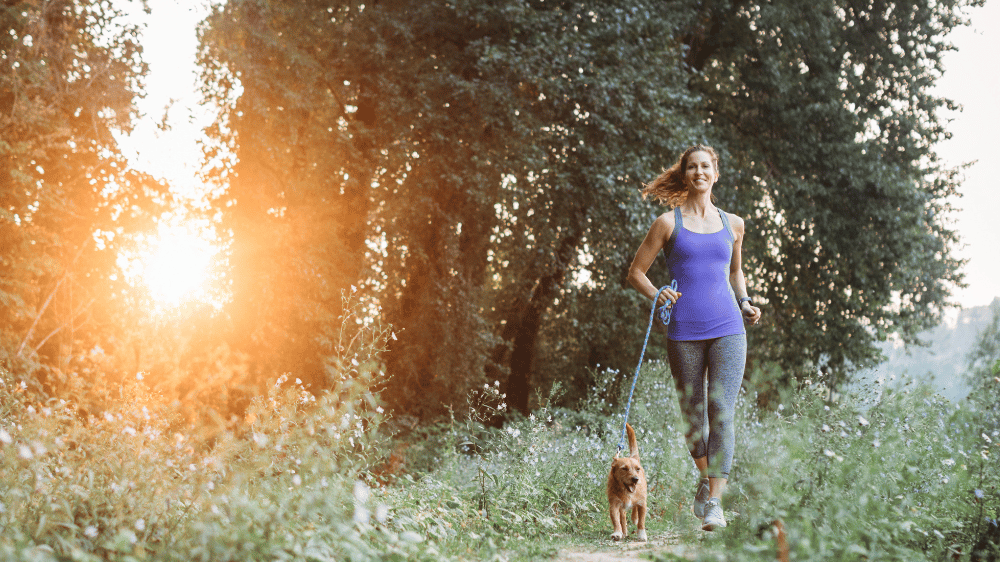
left=553, top=531, right=697, bottom=562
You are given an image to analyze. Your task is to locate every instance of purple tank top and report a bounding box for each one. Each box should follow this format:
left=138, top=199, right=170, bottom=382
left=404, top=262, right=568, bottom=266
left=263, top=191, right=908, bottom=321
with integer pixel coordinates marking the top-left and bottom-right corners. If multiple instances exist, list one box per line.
left=663, top=207, right=746, bottom=341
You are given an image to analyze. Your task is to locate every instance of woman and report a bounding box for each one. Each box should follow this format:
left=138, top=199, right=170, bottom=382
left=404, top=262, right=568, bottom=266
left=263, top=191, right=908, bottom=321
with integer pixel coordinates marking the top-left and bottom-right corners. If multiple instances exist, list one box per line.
left=628, top=144, right=761, bottom=531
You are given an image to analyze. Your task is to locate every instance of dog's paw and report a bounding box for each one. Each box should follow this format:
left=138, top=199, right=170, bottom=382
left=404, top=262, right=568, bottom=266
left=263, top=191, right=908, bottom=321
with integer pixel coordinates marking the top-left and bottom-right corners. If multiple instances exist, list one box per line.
left=611, top=531, right=623, bottom=541
left=636, top=529, right=648, bottom=542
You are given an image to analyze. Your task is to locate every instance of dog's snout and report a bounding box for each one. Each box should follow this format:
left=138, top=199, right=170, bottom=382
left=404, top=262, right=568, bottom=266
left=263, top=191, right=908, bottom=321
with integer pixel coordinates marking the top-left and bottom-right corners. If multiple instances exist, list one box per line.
left=630, top=476, right=639, bottom=484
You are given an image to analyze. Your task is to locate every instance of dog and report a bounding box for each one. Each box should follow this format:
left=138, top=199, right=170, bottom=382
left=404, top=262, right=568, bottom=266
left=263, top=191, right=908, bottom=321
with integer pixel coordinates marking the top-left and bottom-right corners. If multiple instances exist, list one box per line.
left=606, top=423, right=648, bottom=541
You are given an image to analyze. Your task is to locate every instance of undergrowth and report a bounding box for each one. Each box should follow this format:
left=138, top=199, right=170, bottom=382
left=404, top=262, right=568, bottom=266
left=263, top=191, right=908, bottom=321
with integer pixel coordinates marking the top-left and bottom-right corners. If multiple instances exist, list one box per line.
left=2, top=309, right=999, bottom=561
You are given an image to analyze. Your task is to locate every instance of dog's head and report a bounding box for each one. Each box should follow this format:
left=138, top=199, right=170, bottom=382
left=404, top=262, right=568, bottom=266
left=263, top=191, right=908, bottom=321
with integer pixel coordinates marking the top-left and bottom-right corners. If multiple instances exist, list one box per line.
left=610, top=456, right=643, bottom=494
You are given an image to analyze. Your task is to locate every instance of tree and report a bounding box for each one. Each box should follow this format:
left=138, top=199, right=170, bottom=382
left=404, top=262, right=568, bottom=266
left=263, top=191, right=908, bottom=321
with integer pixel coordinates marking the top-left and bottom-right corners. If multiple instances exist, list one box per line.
left=197, top=0, right=706, bottom=417
left=676, top=0, right=974, bottom=395
left=196, top=0, right=976, bottom=420
left=1, top=0, right=164, bottom=382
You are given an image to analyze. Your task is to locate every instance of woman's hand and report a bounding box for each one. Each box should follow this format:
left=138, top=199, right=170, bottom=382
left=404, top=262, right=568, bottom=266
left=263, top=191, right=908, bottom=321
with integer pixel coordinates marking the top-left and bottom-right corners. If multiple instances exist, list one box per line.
left=657, top=287, right=681, bottom=308
left=741, top=302, right=761, bottom=325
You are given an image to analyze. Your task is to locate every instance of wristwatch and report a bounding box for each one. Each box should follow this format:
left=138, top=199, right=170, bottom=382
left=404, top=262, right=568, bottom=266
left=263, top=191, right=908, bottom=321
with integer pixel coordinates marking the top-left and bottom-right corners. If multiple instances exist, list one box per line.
left=738, top=297, right=753, bottom=308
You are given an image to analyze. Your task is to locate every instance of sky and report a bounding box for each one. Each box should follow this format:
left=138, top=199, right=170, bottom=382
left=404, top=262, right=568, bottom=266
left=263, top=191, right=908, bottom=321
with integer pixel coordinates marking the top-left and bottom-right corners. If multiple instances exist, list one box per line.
left=930, top=0, right=1000, bottom=310
left=118, top=0, right=1000, bottom=311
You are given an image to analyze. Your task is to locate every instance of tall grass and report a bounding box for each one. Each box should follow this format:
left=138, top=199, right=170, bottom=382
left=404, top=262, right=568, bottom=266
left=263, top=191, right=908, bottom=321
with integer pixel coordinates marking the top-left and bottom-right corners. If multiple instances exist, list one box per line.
left=2, top=307, right=998, bottom=561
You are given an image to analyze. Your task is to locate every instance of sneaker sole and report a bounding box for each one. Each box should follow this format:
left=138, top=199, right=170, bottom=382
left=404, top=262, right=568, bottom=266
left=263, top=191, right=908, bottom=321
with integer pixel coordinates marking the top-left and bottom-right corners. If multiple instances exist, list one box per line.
left=702, top=520, right=726, bottom=531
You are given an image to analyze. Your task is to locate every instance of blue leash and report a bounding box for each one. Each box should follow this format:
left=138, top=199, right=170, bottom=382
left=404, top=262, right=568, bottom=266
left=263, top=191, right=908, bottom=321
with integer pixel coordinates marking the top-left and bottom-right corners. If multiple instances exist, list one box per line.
left=617, top=280, right=677, bottom=457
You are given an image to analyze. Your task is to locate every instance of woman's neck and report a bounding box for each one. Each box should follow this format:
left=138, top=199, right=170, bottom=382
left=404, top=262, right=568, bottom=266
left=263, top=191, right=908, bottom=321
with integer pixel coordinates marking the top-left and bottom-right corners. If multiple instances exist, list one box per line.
left=682, top=191, right=714, bottom=217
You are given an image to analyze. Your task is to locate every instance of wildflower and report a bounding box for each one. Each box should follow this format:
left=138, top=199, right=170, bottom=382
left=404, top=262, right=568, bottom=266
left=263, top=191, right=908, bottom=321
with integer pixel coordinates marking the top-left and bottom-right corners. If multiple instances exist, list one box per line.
left=84, top=526, right=98, bottom=538
left=136, top=372, right=144, bottom=381
left=18, top=445, right=32, bottom=459
left=354, top=480, right=370, bottom=503
left=984, top=433, right=993, bottom=444
left=135, top=519, right=145, bottom=532
left=942, top=459, right=955, bottom=467
left=375, top=504, right=389, bottom=524
left=124, top=427, right=136, bottom=436
left=824, top=449, right=836, bottom=457
left=0, top=428, right=11, bottom=444
left=858, top=415, right=869, bottom=427
left=27, top=406, right=35, bottom=415
left=292, top=474, right=302, bottom=486
left=974, top=489, right=985, bottom=500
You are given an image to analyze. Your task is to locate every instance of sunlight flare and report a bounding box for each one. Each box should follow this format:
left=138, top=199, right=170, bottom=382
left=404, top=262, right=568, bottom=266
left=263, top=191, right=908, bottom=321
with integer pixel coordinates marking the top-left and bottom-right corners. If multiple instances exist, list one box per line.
left=118, top=219, right=223, bottom=310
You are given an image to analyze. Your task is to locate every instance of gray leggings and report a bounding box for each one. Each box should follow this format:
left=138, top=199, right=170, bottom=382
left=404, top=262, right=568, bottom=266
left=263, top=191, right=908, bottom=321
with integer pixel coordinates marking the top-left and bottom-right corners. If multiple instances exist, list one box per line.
left=666, top=334, right=746, bottom=479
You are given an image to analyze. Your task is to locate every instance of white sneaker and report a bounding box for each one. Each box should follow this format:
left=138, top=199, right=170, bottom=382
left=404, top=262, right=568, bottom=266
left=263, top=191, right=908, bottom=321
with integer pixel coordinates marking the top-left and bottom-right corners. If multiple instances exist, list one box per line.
left=692, top=478, right=711, bottom=518
left=701, top=498, right=727, bottom=531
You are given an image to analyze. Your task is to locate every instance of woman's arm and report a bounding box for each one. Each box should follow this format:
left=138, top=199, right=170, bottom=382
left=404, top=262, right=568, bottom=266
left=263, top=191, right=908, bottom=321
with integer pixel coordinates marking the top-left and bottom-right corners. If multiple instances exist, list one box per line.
left=628, top=213, right=681, bottom=307
left=728, top=214, right=761, bottom=325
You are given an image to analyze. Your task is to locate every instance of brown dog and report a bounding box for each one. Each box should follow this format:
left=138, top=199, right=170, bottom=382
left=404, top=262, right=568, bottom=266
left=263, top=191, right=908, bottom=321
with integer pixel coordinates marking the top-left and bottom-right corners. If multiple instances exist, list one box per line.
left=606, top=423, right=648, bottom=541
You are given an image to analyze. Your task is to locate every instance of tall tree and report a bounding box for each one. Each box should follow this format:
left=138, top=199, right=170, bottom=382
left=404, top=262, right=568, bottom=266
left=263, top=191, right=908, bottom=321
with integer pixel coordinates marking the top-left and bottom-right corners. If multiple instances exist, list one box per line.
left=197, top=0, right=975, bottom=419
left=677, top=0, right=973, bottom=394
left=1, top=0, right=162, bottom=381
left=197, top=0, right=704, bottom=417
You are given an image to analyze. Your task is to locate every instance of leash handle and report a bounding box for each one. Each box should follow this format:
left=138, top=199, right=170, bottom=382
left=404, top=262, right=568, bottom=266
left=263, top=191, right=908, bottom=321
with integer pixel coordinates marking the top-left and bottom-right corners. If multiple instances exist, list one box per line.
left=617, top=281, right=678, bottom=453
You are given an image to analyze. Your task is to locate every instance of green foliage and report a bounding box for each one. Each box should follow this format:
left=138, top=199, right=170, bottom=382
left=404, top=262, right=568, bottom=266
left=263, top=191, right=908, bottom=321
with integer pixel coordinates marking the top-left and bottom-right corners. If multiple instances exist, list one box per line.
left=194, top=0, right=978, bottom=421
left=1, top=0, right=167, bottom=379
left=4, top=315, right=998, bottom=561
left=686, top=0, right=977, bottom=386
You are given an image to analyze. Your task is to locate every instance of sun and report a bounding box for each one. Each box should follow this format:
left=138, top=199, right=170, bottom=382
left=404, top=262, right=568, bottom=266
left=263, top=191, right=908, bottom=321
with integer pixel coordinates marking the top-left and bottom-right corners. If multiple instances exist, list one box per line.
left=119, top=220, right=222, bottom=310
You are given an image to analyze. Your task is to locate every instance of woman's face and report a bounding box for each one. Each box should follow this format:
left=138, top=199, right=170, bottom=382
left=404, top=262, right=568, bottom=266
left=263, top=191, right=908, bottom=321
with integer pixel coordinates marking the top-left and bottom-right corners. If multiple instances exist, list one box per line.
left=684, top=150, right=718, bottom=194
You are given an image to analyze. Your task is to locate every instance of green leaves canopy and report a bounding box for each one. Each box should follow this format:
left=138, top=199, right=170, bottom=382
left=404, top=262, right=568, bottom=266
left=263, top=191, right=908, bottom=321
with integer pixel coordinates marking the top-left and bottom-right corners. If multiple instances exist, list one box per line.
left=1, top=0, right=162, bottom=374
left=197, top=0, right=973, bottom=417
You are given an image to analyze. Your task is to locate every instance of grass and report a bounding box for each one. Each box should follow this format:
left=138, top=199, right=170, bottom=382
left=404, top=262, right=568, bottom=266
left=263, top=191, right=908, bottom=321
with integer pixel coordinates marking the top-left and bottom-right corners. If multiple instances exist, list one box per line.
left=2, top=316, right=998, bottom=561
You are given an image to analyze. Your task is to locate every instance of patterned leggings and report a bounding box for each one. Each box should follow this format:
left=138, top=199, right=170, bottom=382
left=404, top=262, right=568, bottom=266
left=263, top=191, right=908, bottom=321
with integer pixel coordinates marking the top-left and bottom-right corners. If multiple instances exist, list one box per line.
left=666, top=334, right=747, bottom=479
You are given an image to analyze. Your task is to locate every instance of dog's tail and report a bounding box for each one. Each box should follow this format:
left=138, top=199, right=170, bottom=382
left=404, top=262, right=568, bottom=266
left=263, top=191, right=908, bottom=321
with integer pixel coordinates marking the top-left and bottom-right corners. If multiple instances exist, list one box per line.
left=625, top=423, right=640, bottom=459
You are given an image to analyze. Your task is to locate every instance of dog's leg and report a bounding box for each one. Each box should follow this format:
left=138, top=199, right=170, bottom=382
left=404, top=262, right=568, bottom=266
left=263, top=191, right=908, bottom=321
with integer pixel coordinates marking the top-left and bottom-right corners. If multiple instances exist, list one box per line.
left=610, top=505, right=624, bottom=541
left=634, top=504, right=648, bottom=542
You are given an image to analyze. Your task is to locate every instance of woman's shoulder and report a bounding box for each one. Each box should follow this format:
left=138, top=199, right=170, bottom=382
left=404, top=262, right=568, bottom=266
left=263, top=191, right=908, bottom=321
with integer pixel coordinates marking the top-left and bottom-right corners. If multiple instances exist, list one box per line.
left=723, top=211, right=745, bottom=234
left=648, top=209, right=677, bottom=241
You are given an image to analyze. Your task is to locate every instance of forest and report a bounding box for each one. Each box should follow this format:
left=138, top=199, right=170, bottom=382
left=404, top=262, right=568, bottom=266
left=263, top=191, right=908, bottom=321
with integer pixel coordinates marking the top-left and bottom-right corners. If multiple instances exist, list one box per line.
left=2, top=0, right=998, bottom=560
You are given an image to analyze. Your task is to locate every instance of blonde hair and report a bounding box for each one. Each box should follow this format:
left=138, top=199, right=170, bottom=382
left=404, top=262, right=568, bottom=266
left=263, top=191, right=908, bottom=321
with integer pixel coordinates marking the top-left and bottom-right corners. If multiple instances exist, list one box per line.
left=641, top=144, right=719, bottom=207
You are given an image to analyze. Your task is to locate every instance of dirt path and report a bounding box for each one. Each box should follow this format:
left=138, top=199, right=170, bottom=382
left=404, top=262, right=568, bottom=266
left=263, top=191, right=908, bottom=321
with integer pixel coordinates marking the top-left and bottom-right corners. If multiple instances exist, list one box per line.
left=553, top=531, right=698, bottom=562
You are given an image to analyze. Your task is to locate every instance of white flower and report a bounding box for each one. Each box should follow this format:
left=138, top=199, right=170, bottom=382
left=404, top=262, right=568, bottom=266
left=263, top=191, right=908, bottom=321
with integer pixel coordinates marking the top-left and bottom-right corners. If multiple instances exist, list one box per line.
left=135, top=519, right=145, bottom=532
left=84, top=526, right=98, bottom=538
left=18, top=445, right=32, bottom=459
left=124, top=427, right=136, bottom=436
left=942, top=458, right=955, bottom=467
left=824, top=449, right=836, bottom=457
left=858, top=416, right=869, bottom=427
left=353, top=480, right=370, bottom=503
left=292, top=474, right=302, bottom=486
left=375, top=504, right=389, bottom=524
left=0, top=428, right=11, bottom=444
left=136, top=372, right=144, bottom=381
